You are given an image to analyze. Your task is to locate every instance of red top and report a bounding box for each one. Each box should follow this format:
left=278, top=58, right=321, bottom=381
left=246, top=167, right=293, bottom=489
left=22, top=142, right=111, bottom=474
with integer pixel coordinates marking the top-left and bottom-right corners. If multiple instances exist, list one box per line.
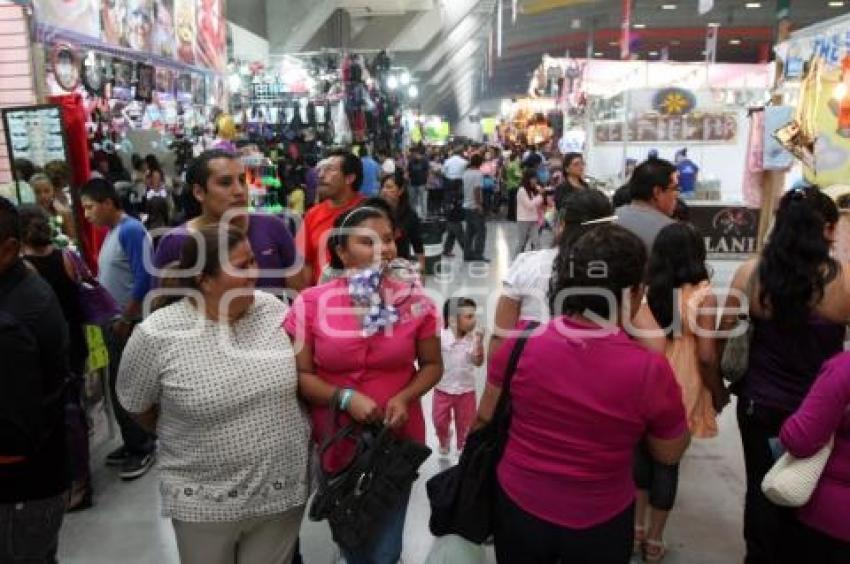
left=489, top=318, right=687, bottom=529
left=283, top=277, right=438, bottom=472
left=296, top=194, right=365, bottom=285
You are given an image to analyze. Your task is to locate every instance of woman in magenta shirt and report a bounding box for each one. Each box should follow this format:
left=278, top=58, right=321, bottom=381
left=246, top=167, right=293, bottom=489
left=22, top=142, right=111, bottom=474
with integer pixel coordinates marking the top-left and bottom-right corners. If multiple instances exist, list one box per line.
left=478, top=224, right=690, bottom=564
left=284, top=204, right=442, bottom=564
left=780, top=351, right=850, bottom=562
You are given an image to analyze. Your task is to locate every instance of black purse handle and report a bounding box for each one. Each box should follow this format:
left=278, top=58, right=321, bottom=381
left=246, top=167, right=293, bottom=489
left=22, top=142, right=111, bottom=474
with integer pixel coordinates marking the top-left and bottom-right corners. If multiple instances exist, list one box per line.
left=492, top=321, right=540, bottom=425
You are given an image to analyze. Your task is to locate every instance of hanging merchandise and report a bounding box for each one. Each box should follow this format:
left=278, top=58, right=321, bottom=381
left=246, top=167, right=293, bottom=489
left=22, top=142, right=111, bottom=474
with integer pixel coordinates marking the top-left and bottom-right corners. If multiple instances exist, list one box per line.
left=81, top=51, right=106, bottom=97
left=334, top=101, right=352, bottom=145
left=763, top=106, right=795, bottom=170
left=773, top=57, right=822, bottom=171
left=136, top=63, right=155, bottom=103
left=743, top=108, right=765, bottom=208
left=52, top=44, right=81, bottom=92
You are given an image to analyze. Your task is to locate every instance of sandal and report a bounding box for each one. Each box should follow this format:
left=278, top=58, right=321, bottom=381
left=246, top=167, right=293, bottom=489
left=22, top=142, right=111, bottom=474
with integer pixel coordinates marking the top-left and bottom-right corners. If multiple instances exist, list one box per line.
left=633, top=526, right=647, bottom=555
left=643, top=539, right=667, bottom=563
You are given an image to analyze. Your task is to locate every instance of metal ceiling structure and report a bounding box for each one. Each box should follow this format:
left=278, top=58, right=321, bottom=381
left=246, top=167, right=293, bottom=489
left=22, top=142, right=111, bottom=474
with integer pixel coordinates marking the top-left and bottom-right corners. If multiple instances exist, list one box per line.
left=227, top=0, right=850, bottom=122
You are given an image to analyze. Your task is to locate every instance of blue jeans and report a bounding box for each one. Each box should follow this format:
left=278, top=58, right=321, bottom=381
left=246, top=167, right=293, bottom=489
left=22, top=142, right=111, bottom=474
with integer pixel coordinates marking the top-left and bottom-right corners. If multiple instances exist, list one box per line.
left=341, top=486, right=412, bottom=564
left=0, top=494, right=66, bottom=563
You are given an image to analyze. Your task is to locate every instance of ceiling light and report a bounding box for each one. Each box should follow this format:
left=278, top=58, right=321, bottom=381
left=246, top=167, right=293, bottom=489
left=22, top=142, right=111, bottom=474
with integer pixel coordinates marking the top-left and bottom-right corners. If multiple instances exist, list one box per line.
left=649, top=50, right=659, bottom=56
left=745, top=2, right=761, bottom=8
left=408, top=85, right=418, bottom=98
left=729, top=38, right=742, bottom=45
left=708, top=22, right=720, bottom=27
left=400, top=72, right=411, bottom=85
left=828, top=1, right=844, bottom=6
left=671, top=40, right=681, bottom=46
left=662, top=4, right=677, bottom=9
left=633, top=23, right=646, bottom=29
left=608, top=41, right=618, bottom=46
left=594, top=52, right=603, bottom=57
left=387, top=76, right=399, bottom=90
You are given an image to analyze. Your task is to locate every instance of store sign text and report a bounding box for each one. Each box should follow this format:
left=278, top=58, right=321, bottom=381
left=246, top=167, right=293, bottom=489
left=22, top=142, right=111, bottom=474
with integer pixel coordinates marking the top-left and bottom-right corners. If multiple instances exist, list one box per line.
left=594, top=113, right=738, bottom=144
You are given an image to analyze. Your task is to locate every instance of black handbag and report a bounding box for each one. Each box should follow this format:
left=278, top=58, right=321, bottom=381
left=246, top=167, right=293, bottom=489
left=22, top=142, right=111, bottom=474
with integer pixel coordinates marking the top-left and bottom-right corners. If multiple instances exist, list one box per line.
left=309, top=421, right=431, bottom=550
left=426, top=322, right=539, bottom=543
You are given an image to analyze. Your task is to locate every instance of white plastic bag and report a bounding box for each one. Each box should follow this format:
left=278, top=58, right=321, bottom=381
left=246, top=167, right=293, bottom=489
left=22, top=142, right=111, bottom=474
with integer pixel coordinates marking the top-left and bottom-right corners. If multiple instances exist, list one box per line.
left=424, top=535, right=487, bottom=564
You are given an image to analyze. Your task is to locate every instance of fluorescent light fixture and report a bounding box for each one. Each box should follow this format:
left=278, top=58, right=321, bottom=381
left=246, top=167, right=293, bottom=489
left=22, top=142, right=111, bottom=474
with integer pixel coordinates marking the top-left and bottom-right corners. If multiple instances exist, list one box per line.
left=708, top=22, right=720, bottom=27
left=408, top=85, right=418, bottom=98
left=594, top=52, right=603, bottom=57
left=633, top=23, right=646, bottom=29
left=828, top=1, right=844, bottom=6
left=745, top=2, right=761, bottom=8
left=609, top=41, right=619, bottom=46
left=671, top=40, right=681, bottom=46
left=729, top=39, right=742, bottom=45
left=649, top=50, right=659, bottom=56
left=662, top=4, right=677, bottom=9
left=387, top=76, right=399, bottom=90
left=400, top=72, right=411, bottom=85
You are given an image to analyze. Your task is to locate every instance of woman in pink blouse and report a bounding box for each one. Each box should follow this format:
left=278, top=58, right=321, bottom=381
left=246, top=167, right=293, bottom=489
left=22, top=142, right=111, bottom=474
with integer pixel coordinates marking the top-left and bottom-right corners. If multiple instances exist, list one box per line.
left=284, top=204, right=442, bottom=564
left=478, top=224, right=690, bottom=564
left=779, top=351, right=850, bottom=562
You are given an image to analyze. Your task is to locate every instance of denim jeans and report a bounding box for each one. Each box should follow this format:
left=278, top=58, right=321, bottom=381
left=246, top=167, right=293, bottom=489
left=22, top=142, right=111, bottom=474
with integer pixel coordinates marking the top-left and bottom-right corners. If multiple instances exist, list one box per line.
left=340, top=486, right=412, bottom=564
left=464, top=209, right=486, bottom=259
left=0, top=494, right=66, bottom=563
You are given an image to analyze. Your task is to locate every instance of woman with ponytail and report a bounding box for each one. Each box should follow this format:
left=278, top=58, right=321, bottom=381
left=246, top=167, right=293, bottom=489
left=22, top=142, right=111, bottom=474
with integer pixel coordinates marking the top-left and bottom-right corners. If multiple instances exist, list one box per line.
left=632, top=222, right=728, bottom=561
left=722, top=186, right=850, bottom=564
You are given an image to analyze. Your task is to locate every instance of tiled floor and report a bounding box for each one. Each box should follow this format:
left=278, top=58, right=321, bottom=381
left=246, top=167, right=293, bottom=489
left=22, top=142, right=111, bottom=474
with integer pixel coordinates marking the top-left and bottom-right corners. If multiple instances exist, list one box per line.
left=59, top=221, right=746, bottom=564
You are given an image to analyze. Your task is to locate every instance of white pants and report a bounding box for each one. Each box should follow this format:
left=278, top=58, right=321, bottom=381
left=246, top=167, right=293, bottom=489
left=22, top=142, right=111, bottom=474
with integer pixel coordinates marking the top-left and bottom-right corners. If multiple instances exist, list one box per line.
left=172, top=506, right=304, bottom=564
left=515, top=221, right=540, bottom=256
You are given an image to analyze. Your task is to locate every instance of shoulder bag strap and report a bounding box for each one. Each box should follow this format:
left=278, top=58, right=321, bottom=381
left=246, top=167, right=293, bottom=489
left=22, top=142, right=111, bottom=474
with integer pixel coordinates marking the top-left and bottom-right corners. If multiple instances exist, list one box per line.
left=493, top=321, right=540, bottom=419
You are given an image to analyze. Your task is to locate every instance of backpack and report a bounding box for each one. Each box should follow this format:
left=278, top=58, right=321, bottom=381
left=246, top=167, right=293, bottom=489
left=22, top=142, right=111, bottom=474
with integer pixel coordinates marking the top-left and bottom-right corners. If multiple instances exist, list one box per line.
left=0, top=268, right=63, bottom=459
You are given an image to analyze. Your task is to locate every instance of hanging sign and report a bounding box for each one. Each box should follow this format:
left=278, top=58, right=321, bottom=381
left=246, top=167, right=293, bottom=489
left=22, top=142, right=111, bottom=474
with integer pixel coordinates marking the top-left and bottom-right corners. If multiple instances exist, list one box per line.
left=595, top=112, right=738, bottom=144
left=652, top=87, right=697, bottom=116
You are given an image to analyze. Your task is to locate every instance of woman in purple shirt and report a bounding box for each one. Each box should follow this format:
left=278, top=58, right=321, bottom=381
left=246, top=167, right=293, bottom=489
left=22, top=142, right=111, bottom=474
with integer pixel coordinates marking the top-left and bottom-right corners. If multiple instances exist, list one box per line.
left=780, top=352, right=850, bottom=562
left=479, top=225, right=690, bottom=564
left=723, top=186, right=850, bottom=563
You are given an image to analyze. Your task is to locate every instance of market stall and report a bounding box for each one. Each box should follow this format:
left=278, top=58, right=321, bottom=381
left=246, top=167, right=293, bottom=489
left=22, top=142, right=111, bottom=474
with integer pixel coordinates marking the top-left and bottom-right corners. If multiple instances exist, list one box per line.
left=524, top=56, right=774, bottom=203
left=773, top=12, right=850, bottom=262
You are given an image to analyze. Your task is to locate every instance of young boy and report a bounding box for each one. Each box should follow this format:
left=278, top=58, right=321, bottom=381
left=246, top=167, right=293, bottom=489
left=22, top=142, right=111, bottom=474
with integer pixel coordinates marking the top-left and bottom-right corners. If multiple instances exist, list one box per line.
left=434, top=297, right=485, bottom=456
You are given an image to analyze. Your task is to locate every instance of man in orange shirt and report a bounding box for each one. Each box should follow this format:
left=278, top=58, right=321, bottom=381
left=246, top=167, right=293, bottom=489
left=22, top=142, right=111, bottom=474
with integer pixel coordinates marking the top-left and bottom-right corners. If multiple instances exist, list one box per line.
left=297, top=149, right=364, bottom=286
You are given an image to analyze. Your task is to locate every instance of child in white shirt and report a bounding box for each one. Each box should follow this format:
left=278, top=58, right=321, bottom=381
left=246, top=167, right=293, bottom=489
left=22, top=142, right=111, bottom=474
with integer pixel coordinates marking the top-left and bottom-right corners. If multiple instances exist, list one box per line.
left=434, top=297, right=484, bottom=456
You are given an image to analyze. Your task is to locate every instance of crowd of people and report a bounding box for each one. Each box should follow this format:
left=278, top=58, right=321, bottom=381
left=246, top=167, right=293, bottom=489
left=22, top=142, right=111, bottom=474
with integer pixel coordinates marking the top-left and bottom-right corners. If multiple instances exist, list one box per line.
left=1, top=140, right=849, bottom=564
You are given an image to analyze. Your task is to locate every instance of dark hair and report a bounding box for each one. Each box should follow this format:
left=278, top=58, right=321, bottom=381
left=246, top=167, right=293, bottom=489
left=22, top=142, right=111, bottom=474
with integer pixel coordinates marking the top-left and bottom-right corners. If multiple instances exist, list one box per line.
left=612, top=184, right=632, bottom=208
left=443, top=297, right=477, bottom=329
left=327, top=203, right=393, bottom=270
left=131, top=153, right=145, bottom=172
left=13, top=159, right=36, bottom=183
left=381, top=172, right=413, bottom=218
left=555, top=189, right=614, bottom=248
left=154, top=226, right=247, bottom=311
left=550, top=224, right=647, bottom=320
left=563, top=152, right=583, bottom=174
left=44, top=161, right=70, bottom=190
left=0, top=196, right=21, bottom=243
left=80, top=178, right=121, bottom=208
left=647, top=223, right=710, bottom=337
left=759, top=186, right=839, bottom=328
left=107, top=153, right=130, bottom=183
left=18, top=205, right=53, bottom=247
left=328, top=149, right=364, bottom=193
left=186, top=149, right=238, bottom=192
left=145, top=154, right=163, bottom=173
left=520, top=168, right=538, bottom=197
left=144, top=197, right=171, bottom=230
left=629, top=158, right=677, bottom=202
left=469, top=154, right=484, bottom=169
